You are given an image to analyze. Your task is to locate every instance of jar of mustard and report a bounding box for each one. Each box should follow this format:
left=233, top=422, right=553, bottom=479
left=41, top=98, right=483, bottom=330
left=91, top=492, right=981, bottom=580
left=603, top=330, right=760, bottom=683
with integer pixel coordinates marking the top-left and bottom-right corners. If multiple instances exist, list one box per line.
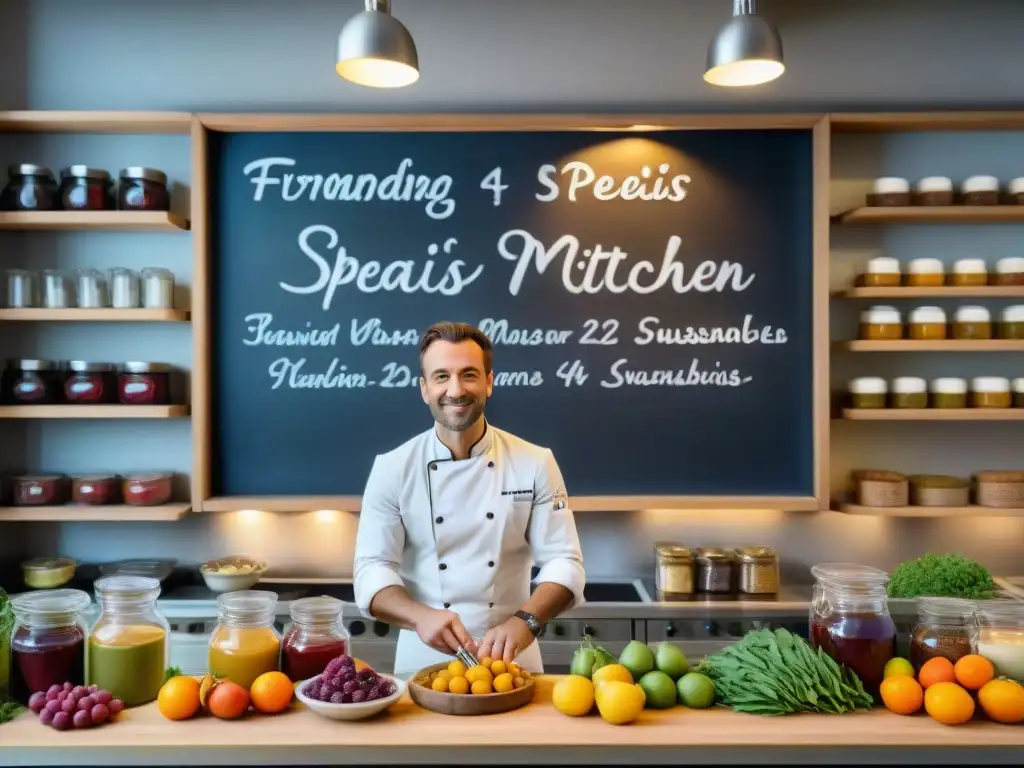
left=1014, top=378, right=1024, bottom=408
left=971, top=377, right=1012, bottom=408
left=905, top=258, right=944, bottom=287
left=961, top=175, right=1000, bottom=205
left=859, top=257, right=901, bottom=287
left=953, top=306, right=992, bottom=339
left=914, top=176, right=953, bottom=206
left=998, top=305, right=1024, bottom=339
left=930, top=378, right=968, bottom=409
left=859, top=306, right=902, bottom=340
left=892, top=377, right=927, bottom=409
left=950, top=258, right=988, bottom=287
left=868, top=177, right=911, bottom=206
left=908, top=306, right=947, bottom=340
left=993, top=257, right=1024, bottom=286
left=849, top=377, right=887, bottom=409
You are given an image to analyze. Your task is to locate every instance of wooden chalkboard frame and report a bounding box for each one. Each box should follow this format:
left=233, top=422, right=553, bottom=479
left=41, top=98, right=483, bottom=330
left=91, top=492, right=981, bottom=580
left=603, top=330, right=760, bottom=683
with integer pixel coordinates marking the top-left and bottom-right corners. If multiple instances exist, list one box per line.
left=190, top=113, right=831, bottom=513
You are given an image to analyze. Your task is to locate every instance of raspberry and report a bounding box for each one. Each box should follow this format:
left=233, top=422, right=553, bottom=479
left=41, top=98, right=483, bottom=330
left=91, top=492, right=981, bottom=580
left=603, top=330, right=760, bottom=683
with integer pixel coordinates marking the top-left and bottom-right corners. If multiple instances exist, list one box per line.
left=350, top=690, right=367, bottom=703
left=329, top=692, right=345, bottom=704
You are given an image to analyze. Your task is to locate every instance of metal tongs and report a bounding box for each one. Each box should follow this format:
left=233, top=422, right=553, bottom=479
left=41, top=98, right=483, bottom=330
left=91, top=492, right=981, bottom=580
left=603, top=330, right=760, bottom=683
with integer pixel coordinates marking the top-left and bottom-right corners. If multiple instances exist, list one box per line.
left=455, top=645, right=479, bottom=669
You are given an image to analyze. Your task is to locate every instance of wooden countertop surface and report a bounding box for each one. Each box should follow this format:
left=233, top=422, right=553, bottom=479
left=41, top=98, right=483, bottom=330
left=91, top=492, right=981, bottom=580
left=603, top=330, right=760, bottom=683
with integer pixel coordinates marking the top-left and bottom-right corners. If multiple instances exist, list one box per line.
left=3, top=677, right=1022, bottom=765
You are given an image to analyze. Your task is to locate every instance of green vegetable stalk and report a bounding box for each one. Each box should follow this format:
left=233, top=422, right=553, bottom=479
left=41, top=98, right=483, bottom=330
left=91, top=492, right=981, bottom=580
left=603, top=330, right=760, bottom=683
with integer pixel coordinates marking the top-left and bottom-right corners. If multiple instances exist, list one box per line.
left=887, top=553, right=996, bottom=600
left=0, top=587, right=13, bottom=700
left=569, top=634, right=617, bottom=679
left=696, top=628, right=874, bottom=716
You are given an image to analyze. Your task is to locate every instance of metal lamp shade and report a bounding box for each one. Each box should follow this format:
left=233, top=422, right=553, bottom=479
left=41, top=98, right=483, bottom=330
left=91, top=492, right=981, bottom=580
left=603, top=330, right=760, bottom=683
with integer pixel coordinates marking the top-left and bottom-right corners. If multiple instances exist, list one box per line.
left=704, top=13, right=784, bottom=87
left=336, top=6, right=419, bottom=88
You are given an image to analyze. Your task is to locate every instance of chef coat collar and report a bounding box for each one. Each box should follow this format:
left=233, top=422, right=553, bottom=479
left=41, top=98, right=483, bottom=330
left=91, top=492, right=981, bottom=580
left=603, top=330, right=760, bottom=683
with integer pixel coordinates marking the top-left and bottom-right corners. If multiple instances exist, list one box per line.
left=431, top=419, right=494, bottom=461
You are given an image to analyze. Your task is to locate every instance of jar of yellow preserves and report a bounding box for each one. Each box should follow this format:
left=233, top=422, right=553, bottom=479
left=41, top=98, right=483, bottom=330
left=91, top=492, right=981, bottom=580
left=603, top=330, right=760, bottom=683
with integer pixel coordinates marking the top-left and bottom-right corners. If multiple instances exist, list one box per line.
left=998, top=306, right=1024, bottom=340
left=953, top=306, right=992, bottom=340
left=908, top=306, right=947, bottom=340
left=930, top=378, right=968, bottom=409
left=859, top=306, right=902, bottom=340
left=971, top=377, right=1012, bottom=409
left=950, top=258, right=988, bottom=287
left=905, top=258, right=944, bottom=287
left=859, top=257, right=901, bottom=287
left=892, top=377, right=928, bottom=409
left=849, top=377, right=887, bottom=409
left=209, top=590, right=281, bottom=690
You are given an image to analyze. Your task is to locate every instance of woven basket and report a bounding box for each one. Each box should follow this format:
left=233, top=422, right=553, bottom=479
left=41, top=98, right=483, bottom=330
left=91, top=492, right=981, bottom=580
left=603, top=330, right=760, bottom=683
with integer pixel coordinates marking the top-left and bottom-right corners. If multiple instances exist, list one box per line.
left=853, top=470, right=909, bottom=507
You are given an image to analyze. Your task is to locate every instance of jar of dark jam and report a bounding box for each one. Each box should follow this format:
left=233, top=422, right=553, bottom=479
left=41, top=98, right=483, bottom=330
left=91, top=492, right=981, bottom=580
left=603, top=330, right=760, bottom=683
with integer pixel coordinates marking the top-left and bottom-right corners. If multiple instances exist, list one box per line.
left=2, top=359, right=62, bottom=404
left=117, top=362, right=171, bottom=405
left=282, top=596, right=350, bottom=681
left=910, top=596, right=975, bottom=670
left=9, top=589, right=91, bottom=705
left=0, top=164, right=59, bottom=211
left=58, top=166, right=114, bottom=211
left=810, top=563, right=895, bottom=701
left=64, top=361, right=117, bottom=404
left=117, top=167, right=169, bottom=211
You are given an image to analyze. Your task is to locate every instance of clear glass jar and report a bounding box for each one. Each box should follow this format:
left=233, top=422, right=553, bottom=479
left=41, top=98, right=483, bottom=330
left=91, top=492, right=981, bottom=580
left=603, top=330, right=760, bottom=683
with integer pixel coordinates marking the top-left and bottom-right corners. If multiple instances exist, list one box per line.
left=58, top=166, right=114, bottom=211
left=810, top=563, right=895, bottom=699
left=971, top=376, right=1012, bottom=408
left=75, top=268, right=108, bottom=308
left=140, top=268, right=174, bottom=309
left=109, top=268, right=139, bottom=308
left=910, top=597, right=975, bottom=670
left=0, top=164, right=59, bottom=211
left=65, top=361, right=118, bottom=404
left=88, top=575, right=169, bottom=708
left=951, top=258, right=988, bottom=287
left=655, top=543, right=694, bottom=600
left=970, top=600, right=1024, bottom=683
left=283, top=596, right=350, bottom=681
left=9, top=589, right=90, bottom=705
left=209, top=590, right=281, bottom=690
left=6, top=268, right=38, bottom=308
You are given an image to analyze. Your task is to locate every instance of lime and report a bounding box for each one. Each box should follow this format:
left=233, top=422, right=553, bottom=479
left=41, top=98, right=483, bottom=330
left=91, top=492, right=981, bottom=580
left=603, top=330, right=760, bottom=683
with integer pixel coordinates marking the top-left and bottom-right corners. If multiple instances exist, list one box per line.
left=638, top=670, right=678, bottom=709
left=884, top=657, right=915, bottom=679
left=677, top=672, right=715, bottom=709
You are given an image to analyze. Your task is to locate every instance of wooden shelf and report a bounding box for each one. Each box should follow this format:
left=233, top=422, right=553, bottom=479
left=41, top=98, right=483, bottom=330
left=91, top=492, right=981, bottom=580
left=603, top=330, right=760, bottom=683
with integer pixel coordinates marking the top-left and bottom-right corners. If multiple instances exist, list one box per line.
left=837, top=339, right=1024, bottom=352
left=838, top=503, right=1024, bottom=518
left=842, top=408, right=1024, bottom=421
left=0, top=504, right=191, bottom=522
left=0, top=211, right=190, bottom=232
left=0, top=405, right=189, bottom=419
left=833, top=206, right=1024, bottom=224
left=835, top=286, right=1024, bottom=299
left=0, top=308, right=189, bottom=322
left=0, top=111, right=192, bottom=134
left=831, top=111, right=1024, bottom=132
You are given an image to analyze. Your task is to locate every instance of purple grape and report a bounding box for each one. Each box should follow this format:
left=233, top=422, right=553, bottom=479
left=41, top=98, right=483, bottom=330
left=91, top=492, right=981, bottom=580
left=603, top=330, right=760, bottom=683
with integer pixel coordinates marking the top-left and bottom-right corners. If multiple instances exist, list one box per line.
left=57, top=690, right=69, bottom=702
left=72, top=709, right=92, bottom=729
left=93, top=690, right=112, bottom=706
left=350, top=689, right=367, bottom=703
left=301, top=681, right=319, bottom=698
left=46, top=684, right=62, bottom=699
left=91, top=703, right=110, bottom=725
left=28, top=692, right=47, bottom=713
left=72, top=685, right=87, bottom=697
left=39, top=709, right=55, bottom=725
left=108, top=699, right=125, bottom=715
left=52, top=711, right=72, bottom=731
left=88, top=685, right=99, bottom=694
left=329, top=691, right=345, bottom=704
left=62, top=682, right=73, bottom=692
left=342, top=679, right=359, bottom=694
left=319, top=684, right=332, bottom=700
left=45, top=699, right=61, bottom=716
left=61, top=698, right=76, bottom=714
left=78, top=695, right=96, bottom=711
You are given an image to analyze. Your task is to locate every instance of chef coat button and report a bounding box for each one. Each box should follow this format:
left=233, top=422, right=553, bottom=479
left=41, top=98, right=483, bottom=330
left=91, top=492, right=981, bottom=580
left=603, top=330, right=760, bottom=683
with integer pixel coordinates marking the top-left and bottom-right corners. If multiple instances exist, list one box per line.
left=439, top=563, right=447, bottom=571
left=486, top=512, right=494, bottom=520
left=435, top=516, right=443, bottom=524
left=429, top=462, right=437, bottom=470
left=487, top=461, right=494, bottom=468
left=488, top=561, right=494, bottom=568
left=488, top=602, right=494, bottom=608
left=444, top=602, right=451, bottom=609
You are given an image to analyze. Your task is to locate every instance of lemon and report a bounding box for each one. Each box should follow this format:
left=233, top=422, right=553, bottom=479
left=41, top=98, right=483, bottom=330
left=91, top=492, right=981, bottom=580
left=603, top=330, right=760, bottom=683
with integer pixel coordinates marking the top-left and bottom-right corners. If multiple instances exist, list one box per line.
left=466, top=665, right=493, bottom=684
left=431, top=676, right=450, bottom=693
left=490, top=660, right=508, bottom=676
left=471, top=679, right=493, bottom=695
left=595, top=680, right=646, bottom=725
left=592, top=663, right=634, bottom=690
left=447, top=660, right=467, bottom=677
left=448, top=676, right=470, bottom=695
left=552, top=675, right=595, bottom=717
left=480, top=656, right=494, bottom=669
left=884, top=657, right=915, bottom=679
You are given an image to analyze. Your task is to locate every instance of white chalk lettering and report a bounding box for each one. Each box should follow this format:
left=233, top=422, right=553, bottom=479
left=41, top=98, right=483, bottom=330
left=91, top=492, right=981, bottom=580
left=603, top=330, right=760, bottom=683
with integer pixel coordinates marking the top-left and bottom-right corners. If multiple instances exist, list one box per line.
left=351, top=318, right=420, bottom=346
left=634, top=315, right=787, bottom=345
left=477, top=318, right=573, bottom=346
left=267, top=357, right=370, bottom=389
left=600, top=358, right=752, bottom=388
left=242, top=313, right=340, bottom=347
left=535, top=161, right=690, bottom=203
left=493, top=370, right=544, bottom=387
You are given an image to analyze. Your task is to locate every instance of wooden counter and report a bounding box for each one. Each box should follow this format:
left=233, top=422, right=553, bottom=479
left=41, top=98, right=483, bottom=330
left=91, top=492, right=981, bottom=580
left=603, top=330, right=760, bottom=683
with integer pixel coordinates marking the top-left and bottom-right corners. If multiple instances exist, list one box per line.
left=2, top=677, right=1021, bottom=766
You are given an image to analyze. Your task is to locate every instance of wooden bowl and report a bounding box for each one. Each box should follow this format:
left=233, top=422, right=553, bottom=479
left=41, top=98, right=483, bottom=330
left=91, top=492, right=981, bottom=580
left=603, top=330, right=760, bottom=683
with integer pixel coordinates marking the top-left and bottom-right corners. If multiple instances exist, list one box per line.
left=407, top=662, right=536, bottom=716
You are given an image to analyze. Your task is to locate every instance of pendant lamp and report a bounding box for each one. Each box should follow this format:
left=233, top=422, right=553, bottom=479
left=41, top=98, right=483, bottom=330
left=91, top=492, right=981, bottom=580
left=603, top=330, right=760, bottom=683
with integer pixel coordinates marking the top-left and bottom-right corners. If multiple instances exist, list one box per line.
left=336, top=0, right=419, bottom=88
left=704, top=0, right=784, bottom=87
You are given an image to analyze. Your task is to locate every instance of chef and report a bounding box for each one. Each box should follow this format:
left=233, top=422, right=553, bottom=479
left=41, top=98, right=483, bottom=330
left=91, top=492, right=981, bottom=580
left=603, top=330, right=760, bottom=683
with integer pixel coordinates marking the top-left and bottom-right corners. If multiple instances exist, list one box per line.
left=353, top=321, right=586, bottom=678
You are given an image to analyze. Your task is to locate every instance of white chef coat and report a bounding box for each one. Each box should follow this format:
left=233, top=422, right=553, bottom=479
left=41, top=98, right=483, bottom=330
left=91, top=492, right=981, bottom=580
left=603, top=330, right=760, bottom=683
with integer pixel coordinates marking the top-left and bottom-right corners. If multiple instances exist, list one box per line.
left=353, top=421, right=586, bottom=679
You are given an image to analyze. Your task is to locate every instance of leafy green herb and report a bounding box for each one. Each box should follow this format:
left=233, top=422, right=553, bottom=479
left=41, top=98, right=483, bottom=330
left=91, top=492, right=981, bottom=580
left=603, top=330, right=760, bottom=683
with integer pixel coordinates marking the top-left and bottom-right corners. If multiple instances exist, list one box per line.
left=887, top=553, right=996, bottom=599
left=163, top=665, right=184, bottom=683
left=696, top=628, right=874, bottom=716
left=0, top=698, right=25, bottom=724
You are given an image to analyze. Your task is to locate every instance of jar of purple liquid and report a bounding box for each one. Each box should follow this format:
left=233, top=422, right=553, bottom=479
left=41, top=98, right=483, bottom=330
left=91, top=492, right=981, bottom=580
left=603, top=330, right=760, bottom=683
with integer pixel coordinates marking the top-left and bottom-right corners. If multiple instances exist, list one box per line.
left=9, top=589, right=91, bottom=705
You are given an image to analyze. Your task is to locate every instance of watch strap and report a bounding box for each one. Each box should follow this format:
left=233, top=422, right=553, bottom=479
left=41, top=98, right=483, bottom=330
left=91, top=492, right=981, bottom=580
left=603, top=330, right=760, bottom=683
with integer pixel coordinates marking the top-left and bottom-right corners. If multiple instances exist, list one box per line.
left=515, top=610, right=543, bottom=636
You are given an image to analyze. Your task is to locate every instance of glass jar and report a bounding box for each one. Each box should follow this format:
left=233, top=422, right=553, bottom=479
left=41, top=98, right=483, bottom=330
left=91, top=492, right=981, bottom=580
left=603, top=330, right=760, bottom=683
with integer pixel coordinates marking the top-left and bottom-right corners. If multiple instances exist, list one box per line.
left=695, top=548, right=734, bottom=594
left=75, top=269, right=109, bottom=308
left=859, top=257, right=900, bottom=287
left=971, top=377, right=1011, bottom=408
left=141, top=267, right=174, bottom=309
left=109, top=268, right=139, bottom=308
left=42, top=269, right=72, bottom=309
left=848, top=377, right=887, bottom=409
left=11, top=474, right=69, bottom=506
left=72, top=474, right=120, bottom=506
left=914, top=176, right=953, bottom=206
left=0, top=164, right=59, bottom=211
left=868, top=177, right=910, bottom=206
left=970, top=600, right=1024, bottom=682
left=735, top=547, right=779, bottom=595
left=117, top=167, right=170, bottom=211
left=9, top=589, right=90, bottom=705
left=58, top=166, right=114, bottom=211
left=2, top=359, right=62, bottom=404
left=961, top=174, right=1000, bottom=205
left=904, top=258, right=944, bottom=287
left=953, top=306, right=992, bottom=340
left=654, top=544, right=694, bottom=600
left=859, top=306, right=902, bottom=340
left=65, top=361, right=117, bottom=404
left=992, top=257, right=1024, bottom=286
left=907, top=306, right=947, bottom=340
left=117, top=362, right=171, bottom=405
left=998, top=305, right=1024, bottom=340
left=88, top=575, right=169, bottom=707
left=122, top=472, right=173, bottom=506
left=810, top=563, right=895, bottom=699
left=910, top=597, right=975, bottom=670
left=283, top=596, right=350, bottom=681
left=891, top=377, right=927, bottom=409
left=1012, top=177, right=1024, bottom=205
left=1014, top=378, right=1024, bottom=408
left=950, top=258, right=988, bottom=287
left=6, top=268, right=38, bottom=308
left=209, top=590, right=282, bottom=690
left=930, top=377, right=967, bottom=409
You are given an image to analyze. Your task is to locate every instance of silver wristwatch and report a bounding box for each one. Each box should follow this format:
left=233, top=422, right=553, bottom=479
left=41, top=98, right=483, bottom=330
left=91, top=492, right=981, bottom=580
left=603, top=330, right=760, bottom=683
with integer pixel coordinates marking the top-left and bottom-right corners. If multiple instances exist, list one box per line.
left=515, top=610, right=543, bottom=637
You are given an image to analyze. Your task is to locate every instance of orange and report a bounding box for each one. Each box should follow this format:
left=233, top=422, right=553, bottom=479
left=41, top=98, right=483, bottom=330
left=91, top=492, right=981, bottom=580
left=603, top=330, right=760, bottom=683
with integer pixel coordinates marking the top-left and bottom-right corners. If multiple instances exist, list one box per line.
left=924, top=682, right=975, bottom=726
left=207, top=680, right=251, bottom=720
left=493, top=673, right=514, bottom=693
left=953, top=654, right=995, bottom=691
left=490, top=660, right=507, bottom=677
left=431, top=677, right=449, bottom=693
left=879, top=675, right=923, bottom=716
left=977, top=678, right=1024, bottom=724
left=157, top=675, right=201, bottom=721
left=448, top=676, right=470, bottom=695
left=918, top=657, right=956, bottom=689
left=470, top=679, right=493, bottom=695
left=250, top=671, right=294, bottom=714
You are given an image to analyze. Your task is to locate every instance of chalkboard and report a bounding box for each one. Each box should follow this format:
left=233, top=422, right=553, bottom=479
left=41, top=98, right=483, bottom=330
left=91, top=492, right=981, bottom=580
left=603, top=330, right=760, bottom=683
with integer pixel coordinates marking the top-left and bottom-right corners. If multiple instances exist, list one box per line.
left=209, top=126, right=815, bottom=500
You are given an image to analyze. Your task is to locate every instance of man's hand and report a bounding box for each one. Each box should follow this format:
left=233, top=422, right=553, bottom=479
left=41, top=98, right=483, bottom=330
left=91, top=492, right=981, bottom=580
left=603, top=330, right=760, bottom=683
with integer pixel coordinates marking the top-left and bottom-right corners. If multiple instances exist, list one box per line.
left=414, top=608, right=477, bottom=656
left=477, top=616, right=535, bottom=665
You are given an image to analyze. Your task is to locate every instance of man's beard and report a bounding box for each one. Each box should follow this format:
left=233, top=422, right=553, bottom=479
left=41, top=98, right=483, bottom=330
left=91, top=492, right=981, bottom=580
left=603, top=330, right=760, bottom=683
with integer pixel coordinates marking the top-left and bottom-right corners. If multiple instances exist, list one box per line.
left=430, top=394, right=486, bottom=432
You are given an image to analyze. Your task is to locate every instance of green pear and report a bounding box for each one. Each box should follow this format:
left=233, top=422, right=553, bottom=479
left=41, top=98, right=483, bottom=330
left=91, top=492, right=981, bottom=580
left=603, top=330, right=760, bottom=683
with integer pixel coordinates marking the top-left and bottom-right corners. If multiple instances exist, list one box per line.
left=654, top=642, right=690, bottom=680
left=618, top=640, right=655, bottom=680
left=570, top=648, right=596, bottom=679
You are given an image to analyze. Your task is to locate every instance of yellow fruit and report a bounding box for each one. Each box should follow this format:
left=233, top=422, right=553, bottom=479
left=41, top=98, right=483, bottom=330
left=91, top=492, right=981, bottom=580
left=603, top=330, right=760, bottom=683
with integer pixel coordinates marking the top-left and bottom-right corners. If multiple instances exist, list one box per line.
left=434, top=669, right=453, bottom=681
left=595, top=680, right=646, bottom=725
left=448, top=676, right=470, bottom=695
left=493, top=673, right=514, bottom=693
left=471, top=679, right=493, bottom=695
left=552, top=675, right=595, bottom=717
left=431, top=677, right=450, bottom=693
left=509, top=663, right=522, bottom=677
left=447, top=660, right=467, bottom=677
left=513, top=676, right=526, bottom=689
left=490, top=660, right=507, bottom=676
left=480, top=656, right=494, bottom=669
left=158, top=675, right=201, bottom=721
left=465, top=665, right=493, bottom=685
left=592, top=664, right=633, bottom=689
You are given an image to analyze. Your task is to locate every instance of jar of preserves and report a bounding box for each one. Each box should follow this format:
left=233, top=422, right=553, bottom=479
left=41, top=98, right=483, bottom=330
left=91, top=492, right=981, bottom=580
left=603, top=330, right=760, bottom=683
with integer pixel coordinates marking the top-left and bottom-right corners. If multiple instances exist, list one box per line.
left=859, top=257, right=900, bottom=287
left=72, top=474, right=120, bottom=506
left=859, top=306, right=902, bottom=340
left=695, top=548, right=734, bottom=594
left=735, top=547, right=779, bottom=595
left=910, top=596, right=975, bottom=670
left=2, top=359, right=62, bottom=404
left=868, top=177, right=910, bottom=206
left=7, top=268, right=38, bottom=308
left=11, top=474, right=68, bottom=506
left=992, top=257, right=1024, bottom=286
left=117, top=362, right=171, bottom=405
left=971, top=377, right=1011, bottom=408
left=210, top=591, right=282, bottom=690
left=904, top=258, right=944, bottom=287
left=65, top=362, right=117, bottom=404
left=891, top=377, right=927, bottom=408
left=810, top=563, right=895, bottom=698
left=9, top=589, right=90, bottom=705
left=1014, top=378, right=1024, bottom=408
left=953, top=306, right=992, bottom=340
left=930, top=377, right=967, bottom=409
left=914, top=176, right=953, bottom=206
left=1011, top=177, right=1024, bottom=206
left=88, top=575, right=169, bottom=707
left=122, top=473, right=173, bottom=506
left=848, top=377, right=887, bottom=409
left=961, top=174, right=1000, bottom=205
left=58, top=166, right=114, bottom=211
left=0, top=164, right=58, bottom=211
left=907, top=306, right=947, bottom=340
left=950, top=258, right=988, bottom=287
left=655, top=544, right=694, bottom=600
left=970, top=600, right=1024, bottom=683
left=998, top=305, right=1024, bottom=340
left=117, top=167, right=170, bottom=211
left=283, top=596, right=350, bottom=681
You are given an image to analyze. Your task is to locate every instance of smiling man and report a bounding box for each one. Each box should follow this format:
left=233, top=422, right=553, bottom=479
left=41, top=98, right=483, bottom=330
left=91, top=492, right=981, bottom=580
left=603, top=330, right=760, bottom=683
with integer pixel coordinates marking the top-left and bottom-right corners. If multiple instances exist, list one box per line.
left=353, top=321, right=586, bottom=677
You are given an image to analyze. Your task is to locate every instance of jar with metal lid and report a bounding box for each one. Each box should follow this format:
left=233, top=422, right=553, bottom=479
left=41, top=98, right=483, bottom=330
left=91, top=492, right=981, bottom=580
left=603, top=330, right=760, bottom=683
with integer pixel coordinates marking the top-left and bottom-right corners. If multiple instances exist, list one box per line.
left=11, top=474, right=69, bottom=506
left=953, top=306, right=992, bottom=340
left=2, top=359, right=62, bottom=404
left=283, top=596, right=350, bottom=681
left=992, top=257, right=1024, bottom=286
left=910, top=596, right=975, bottom=670
left=76, top=268, right=109, bottom=308
left=971, top=377, right=1012, bottom=408
left=72, top=474, right=120, bottom=505
left=848, top=377, right=886, bottom=409
left=9, top=589, right=90, bottom=705
left=58, top=166, right=114, bottom=211
left=907, top=306, right=947, bottom=340
left=209, top=590, right=282, bottom=690
left=1014, top=378, right=1024, bottom=408
left=914, top=176, right=953, bottom=206
left=117, top=362, right=171, bottom=405
left=88, top=575, right=169, bottom=707
left=695, top=548, right=734, bottom=594
left=655, top=544, right=693, bottom=600
left=735, top=547, right=779, bottom=595
left=65, top=361, right=118, bottom=404
left=998, top=305, right=1024, bottom=340
left=930, top=377, right=967, bottom=409
left=859, top=257, right=900, bottom=287
left=7, top=268, right=38, bottom=308
left=950, top=258, right=988, bottom=287
left=859, top=306, right=902, bottom=340
left=904, top=258, right=944, bottom=287
left=0, top=164, right=58, bottom=211
left=961, top=174, right=1000, bottom=205
left=117, top=167, right=170, bottom=211
left=140, top=267, right=174, bottom=309
left=892, top=377, right=927, bottom=408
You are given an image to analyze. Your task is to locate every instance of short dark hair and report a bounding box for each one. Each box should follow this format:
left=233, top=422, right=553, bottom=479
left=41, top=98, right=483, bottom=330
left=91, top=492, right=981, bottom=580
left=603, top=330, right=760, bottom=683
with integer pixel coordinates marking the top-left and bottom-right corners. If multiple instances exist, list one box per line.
left=419, top=321, right=493, bottom=375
